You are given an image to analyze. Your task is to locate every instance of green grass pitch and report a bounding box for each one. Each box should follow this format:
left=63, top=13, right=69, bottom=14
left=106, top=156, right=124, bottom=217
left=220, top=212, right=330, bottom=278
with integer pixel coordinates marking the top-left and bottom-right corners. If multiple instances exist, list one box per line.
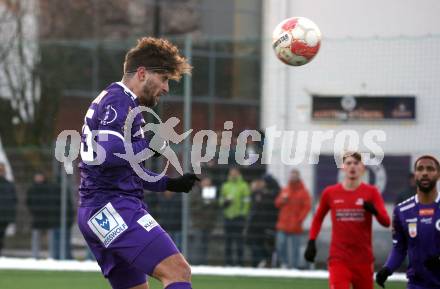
left=0, top=270, right=406, bottom=289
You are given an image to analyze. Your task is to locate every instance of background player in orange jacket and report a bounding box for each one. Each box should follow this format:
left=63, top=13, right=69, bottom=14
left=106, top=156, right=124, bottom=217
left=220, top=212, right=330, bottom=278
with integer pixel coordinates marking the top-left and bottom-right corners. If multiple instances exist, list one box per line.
left=275, top=169, right=311, bottom=268
left=304, top=151, right=391, bottom=289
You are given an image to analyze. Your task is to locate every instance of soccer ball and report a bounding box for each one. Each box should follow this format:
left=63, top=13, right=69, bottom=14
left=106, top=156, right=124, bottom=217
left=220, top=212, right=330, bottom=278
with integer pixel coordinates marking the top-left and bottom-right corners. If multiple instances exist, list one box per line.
left=272, top=17, right=321, bottom=66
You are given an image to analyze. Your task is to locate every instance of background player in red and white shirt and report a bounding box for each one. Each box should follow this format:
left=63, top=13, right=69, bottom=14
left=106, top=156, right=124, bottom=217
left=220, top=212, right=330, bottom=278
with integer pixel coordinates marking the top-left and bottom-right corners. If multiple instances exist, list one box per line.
left=304, top=151, right=391, bottom=289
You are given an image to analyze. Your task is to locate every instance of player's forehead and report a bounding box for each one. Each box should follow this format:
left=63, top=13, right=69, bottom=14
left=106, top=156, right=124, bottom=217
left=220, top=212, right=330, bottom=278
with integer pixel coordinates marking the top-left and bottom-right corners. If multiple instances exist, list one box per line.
left=153, top=71, right=172, bottom=81
left=343, top=156, right=361, bottom=164
left=415, top=158, right=437, bottom=168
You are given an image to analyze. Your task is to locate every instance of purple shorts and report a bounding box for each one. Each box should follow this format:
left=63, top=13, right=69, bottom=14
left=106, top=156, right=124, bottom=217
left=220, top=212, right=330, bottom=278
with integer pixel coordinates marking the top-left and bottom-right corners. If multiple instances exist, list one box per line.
left=77, top=195, right=180, bottom=289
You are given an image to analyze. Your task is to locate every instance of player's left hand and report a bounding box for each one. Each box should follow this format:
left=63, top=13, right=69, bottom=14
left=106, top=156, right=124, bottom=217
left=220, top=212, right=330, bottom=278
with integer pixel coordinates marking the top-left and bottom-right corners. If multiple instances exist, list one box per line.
left=166, top=173, right=200, bottom=193
left=375, top=267, right=392, bottom=288
left=363, top=201, right=378, bottom=215
left=424, top=255, right=440, bottom=271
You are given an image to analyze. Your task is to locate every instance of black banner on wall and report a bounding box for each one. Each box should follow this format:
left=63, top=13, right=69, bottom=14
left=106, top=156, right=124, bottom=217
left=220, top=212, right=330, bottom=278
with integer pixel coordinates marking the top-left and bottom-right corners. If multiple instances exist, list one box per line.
left=312, top=95, right=416, bottom=121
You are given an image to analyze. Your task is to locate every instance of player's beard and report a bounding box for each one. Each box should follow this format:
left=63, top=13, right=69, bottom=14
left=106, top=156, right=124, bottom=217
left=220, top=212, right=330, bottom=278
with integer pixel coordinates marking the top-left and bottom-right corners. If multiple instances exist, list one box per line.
left=139, top=78, right=160, bottom=107
left=416, top=178, right=437, bottom=194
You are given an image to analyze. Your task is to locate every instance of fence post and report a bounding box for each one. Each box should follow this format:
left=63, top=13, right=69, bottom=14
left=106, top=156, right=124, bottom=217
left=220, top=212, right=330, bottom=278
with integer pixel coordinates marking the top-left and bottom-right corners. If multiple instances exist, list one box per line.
left=181, top=34, right=193, bottom=257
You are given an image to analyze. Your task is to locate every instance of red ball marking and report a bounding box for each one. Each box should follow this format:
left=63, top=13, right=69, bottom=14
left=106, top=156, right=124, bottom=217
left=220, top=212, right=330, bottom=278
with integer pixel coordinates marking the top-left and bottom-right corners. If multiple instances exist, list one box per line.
left=282, top=18, right=298, bottom=31
left=290, top=40, right=320, bottom=60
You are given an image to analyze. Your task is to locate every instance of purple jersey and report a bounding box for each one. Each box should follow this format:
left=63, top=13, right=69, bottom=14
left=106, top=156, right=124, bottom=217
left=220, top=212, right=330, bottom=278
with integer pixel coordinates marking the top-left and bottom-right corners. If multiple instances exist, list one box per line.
left=79, top=82, right=168, bottom=206
left=385, top=194, right=440, bottom=288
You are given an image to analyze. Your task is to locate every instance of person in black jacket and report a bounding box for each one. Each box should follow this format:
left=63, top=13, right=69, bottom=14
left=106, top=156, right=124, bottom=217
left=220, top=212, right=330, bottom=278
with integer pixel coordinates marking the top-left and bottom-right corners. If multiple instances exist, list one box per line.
left=245, top=178, right=278, bottom=267
left=0, top=163, right=17, bottom=255
left=157, top=190, right=183, bottom=250
left=27, top=172, right=73, bottom=259
left=190, top=177, right=218, bottom=265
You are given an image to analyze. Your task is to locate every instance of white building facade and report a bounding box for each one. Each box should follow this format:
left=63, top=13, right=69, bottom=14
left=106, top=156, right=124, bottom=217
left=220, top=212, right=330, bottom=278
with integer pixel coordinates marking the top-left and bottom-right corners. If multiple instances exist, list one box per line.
left=262, top=0, right=440, bottom=194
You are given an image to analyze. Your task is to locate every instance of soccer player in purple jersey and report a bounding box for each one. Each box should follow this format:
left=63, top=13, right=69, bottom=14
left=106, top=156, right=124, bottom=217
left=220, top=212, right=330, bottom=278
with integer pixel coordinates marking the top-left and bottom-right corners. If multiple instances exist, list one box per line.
left=376, top=155, right=440, bottom=289
left=77, top=37, right=199, bottom=289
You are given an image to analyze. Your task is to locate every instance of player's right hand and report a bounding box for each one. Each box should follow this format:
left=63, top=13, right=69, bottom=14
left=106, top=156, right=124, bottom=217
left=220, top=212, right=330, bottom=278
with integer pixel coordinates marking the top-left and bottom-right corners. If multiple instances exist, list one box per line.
left=375, top=267, right=392, bottom=288
left=304, top=239, right=317, bottom=262
left=166, top=173, right=200, bottom=193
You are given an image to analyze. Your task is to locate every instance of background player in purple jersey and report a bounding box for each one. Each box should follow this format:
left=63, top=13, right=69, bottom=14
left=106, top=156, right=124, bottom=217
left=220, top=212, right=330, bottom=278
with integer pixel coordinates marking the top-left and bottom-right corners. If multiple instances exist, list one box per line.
left=376, top=155, right=440, bottom=289
left=77, top=37, right=199, bottom=289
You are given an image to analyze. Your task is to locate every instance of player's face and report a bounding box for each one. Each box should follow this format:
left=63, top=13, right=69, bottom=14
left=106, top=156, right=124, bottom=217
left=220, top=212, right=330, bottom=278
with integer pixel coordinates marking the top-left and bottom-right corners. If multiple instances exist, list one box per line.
left=289, top=171, right=300, bottom=183
left=200, top=178, right=212, bottom=187
left=414, top=159, right=439, bottom=193
left=138, top=71, right=170, bottom=107
left=229, top=169, right=240, bottom=180
left=342, top=156, right=364, bottom=180
left=34, top=173, right=45, bottom=183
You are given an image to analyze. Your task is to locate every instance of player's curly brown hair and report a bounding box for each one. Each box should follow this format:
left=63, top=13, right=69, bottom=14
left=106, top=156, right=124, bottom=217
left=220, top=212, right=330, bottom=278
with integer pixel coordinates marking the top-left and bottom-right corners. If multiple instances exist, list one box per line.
left=123, top=37, right=192, bottom=80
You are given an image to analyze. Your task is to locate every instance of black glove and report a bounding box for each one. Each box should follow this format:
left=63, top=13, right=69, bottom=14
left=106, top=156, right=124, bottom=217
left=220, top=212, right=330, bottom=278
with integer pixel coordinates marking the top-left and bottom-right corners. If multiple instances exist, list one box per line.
left=304, top=239, right=317, bottom=263
left=363, top=201, right=378, bottom=215
left=166, top=173, right=200, bottom=193
left=375, top=267, right=392, bottom=288
left=424, top=255, right=440, bottom=271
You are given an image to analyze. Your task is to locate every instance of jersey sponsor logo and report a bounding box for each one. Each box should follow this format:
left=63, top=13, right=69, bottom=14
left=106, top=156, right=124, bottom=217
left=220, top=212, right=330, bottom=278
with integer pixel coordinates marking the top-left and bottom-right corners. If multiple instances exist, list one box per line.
left=336, top=209, right=365, bottom=221
left=420, top=217, right=432, bottom=224
left=100, top=105, right=118, bottom=125
left=137, top=214, right=159, bottom=232
left=408, top=223, right=417, bottom=238
left=405, top=218, right=418, bottom=223
left=88, top=202, right=128, bottom=248
left=436, top=219, right=440, bottom=231
left=419, top=208, right=434, bottom=216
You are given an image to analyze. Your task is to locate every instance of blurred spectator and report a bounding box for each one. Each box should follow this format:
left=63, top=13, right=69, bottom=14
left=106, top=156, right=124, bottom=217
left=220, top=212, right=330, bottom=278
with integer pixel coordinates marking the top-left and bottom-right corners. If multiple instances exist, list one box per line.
left=275, top=169, right=311, bottom=268
left=0, top=163, right=16, bottom=255
left=27, top=172, right=73, bottom=259
left=219, top=167, right=251, bottom=266
left=261, top=173, right=281, bottom=267
left=158, top=190, right=182, bottom=250
left=190, top=177, right=218, bottom=265
left=263, top=173, right=281, bottom=196
left=245, top=178, right=278, bottom=267
left=395, top=173, right=416, bottom=204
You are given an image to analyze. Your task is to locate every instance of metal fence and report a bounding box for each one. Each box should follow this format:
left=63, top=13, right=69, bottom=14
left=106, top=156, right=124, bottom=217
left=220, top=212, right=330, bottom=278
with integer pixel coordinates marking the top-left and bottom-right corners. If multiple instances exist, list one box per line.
left=0, top=145, right=400, bottom=270
left=2, top=35, right=439, bottom=270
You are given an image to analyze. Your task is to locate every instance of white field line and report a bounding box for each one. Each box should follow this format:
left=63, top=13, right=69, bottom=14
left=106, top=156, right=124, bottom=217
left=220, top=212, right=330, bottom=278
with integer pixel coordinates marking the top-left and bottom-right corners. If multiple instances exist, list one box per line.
left=0, top=258, right=407, bottom=282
